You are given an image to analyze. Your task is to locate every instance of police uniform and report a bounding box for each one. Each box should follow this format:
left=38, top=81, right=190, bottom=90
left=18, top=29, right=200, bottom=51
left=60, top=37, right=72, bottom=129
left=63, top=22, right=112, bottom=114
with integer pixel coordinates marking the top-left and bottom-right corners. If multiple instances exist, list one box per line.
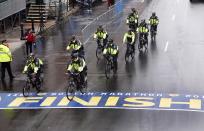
left=23, top=57, right=43, bottom=81
left=138, top=24, right=149, bottom=42
left=66, top=40, right=84, bottom=58
left=123, top=31, right=136, bottom=52
left=126, top=14, right=138, bottom=30
left=103, top=43, right=119, bottom=70
left=67, top=58, right=87, bottom=85
left=94, top=29, right=108, bottom=47
left=0, top=43, right=14, bottom=80
left=149, top=16, right=159, bottom=32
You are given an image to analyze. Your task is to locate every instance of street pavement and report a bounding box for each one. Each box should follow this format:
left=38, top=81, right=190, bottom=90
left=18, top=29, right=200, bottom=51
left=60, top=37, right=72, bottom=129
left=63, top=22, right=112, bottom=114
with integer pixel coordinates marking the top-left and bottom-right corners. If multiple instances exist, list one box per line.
left=1, top=0, right=204, bottom=131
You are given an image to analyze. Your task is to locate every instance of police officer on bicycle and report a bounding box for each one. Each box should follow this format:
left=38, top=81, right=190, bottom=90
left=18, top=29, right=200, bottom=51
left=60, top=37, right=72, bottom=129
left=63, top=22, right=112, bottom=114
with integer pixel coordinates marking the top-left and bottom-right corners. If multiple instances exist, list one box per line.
left=126, top=12, right=138, bottom=31
left=103, top=39, right=119, bottom=71
left=149, top=12, right=159, bottom=33
left=123, top=30, right=136, bottom=53
left=23, top=53, right=43, bottom=90
left=137, top=19, right=149, bottom=44
left=131, top=8, right=139, bottom=27
left=67, top=53, right=87, bottom=87
left=94, top=25, right=108, bottom=48
left=67, top=35, right=85, bottom=59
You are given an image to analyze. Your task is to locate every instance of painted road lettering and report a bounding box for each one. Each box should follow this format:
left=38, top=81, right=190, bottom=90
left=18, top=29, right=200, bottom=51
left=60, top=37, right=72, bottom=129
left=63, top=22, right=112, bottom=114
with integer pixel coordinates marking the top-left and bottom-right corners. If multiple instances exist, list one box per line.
left=0, top=92, right=204, bottom=112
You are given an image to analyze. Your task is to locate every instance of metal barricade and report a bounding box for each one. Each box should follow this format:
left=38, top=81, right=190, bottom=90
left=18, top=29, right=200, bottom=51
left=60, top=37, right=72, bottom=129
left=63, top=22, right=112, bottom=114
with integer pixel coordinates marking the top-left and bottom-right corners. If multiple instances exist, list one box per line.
left=81, top=0, right=123, bottom=44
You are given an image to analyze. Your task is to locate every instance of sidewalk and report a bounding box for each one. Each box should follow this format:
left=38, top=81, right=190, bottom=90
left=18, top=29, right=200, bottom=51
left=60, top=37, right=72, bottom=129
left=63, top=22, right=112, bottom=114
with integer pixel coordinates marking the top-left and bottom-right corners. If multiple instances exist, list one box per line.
left=0, top=6, right=79, bottom=53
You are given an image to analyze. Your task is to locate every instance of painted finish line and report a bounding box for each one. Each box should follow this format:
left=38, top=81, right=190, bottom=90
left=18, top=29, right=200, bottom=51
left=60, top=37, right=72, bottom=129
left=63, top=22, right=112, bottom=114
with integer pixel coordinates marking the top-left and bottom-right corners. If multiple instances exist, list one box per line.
left=0, top=92, right=204, bottom=111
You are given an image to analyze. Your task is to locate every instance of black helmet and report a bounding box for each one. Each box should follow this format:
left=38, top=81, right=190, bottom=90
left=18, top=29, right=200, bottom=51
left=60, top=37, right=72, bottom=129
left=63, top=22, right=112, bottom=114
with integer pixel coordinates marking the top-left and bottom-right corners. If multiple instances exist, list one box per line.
left=152, top=12, right=156, bottom=16
left=141, top=19, right=146, bottom=25
left=98, top=25, right=103, bottom=31
left=131, top=8, right=136, bottom=12
left=108, top=38, right=113, bottom=43
left=131, top=8, right=138, bottom=14
left=71, top=35, right=76, bottom=40
left=128, top=30, right=133, bottom=34
left=28, top=53, right=35, bottom=62
left=108, top=39, right=114, bottom=47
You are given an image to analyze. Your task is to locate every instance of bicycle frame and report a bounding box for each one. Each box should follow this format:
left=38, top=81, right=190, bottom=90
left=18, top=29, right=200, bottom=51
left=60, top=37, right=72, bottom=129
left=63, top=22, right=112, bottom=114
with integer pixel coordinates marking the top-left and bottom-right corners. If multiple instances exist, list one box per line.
left=27, top=74, right=37, bottom=87
left=69, top=73, right=81, bottom=90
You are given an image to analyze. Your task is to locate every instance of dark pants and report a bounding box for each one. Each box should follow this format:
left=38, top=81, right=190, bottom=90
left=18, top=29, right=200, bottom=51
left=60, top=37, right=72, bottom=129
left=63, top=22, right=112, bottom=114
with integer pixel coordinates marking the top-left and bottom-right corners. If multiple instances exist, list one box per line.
left=127, top=43, right=135, bottom=53
left=113, top=55, right=118, bottom=71
left=97, top=38, right=107, bottom=48
left=1, top=62, right=13, bottom=80
left=26, top=41, right=33, bottom=55
left=151, top=25, right=157, bottom=32
left=139, top=33, right=148, bottom=43
left=72, top=46, right=85, bottom=59
left=80, top=66, right=87, bottom=85
left=27, top=70, right=41, bottom=85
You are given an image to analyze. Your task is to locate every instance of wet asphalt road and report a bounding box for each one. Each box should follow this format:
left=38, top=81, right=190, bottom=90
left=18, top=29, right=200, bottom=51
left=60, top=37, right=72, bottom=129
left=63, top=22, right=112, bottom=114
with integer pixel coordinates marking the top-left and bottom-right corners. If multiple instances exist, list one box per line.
left=1, top=0, right=204, bottom=131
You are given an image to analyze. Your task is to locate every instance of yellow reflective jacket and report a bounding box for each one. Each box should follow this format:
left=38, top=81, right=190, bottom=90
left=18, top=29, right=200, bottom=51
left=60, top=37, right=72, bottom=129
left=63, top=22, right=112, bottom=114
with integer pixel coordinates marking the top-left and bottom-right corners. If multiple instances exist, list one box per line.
left=103, top=44, right=119, bottom=55
left=67, top=58, right=86, bottom=73
left=138, top=26, right=149, bottom=33
left=94, top=31, right=107, bottom=39
left=23, top=58, right=43, bottom=73
left=123, top=32, right=135, bottom=44
left=66, top=40, right=82, bottom=51
left=126, top=15, right=137, bottom=24
left=0, top=44, right=12, bottom=62
left=149, top=16, right=159, bottom=25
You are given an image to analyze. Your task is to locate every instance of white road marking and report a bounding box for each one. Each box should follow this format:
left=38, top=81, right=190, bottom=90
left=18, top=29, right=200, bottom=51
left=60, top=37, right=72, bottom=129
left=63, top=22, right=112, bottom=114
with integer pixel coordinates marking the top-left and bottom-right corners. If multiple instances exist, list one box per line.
left=164, top=41, right=169, bottom=52
left=172, top=15, right=176, bottom=21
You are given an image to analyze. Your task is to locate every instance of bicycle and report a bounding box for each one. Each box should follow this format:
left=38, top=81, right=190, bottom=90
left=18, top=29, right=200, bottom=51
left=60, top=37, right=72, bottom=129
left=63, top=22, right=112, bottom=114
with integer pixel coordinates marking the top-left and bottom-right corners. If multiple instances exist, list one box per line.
left=104, top=55, right=117, bottom=79
left=96, top=39, right=104, bottom=61
left=66, top=72, right=87, bottom=101
left=138, top=34, right=148, bottom=52
left=125, top=43, right=135, bottom=62
left=23, top=73, right=43, bottom=97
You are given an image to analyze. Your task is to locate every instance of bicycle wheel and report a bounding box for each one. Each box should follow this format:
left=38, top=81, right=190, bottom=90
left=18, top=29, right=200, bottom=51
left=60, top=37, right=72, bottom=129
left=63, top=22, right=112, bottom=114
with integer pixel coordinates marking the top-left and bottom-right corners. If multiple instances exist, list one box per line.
left=105, top=60, right=111, bottom=79
left=151, top=31, right=153, bottom=40
left=80, top=79, right=88, bottom=94
left=36, top=78, right=42, bottom=93
left=96, top=47, right=103, bottom=60
left=23, top=81, right=31, bottom=97
left=153, top=31, right=156, bottom=40
left=131, top=48, right=135, bottom=60
left=145, top=40, right=148, bottom=51
left=138, top=42, right=142, bottom=52
left=125, top=48, right=130, bottom=62
left=66, top=82, right=77, bottom=101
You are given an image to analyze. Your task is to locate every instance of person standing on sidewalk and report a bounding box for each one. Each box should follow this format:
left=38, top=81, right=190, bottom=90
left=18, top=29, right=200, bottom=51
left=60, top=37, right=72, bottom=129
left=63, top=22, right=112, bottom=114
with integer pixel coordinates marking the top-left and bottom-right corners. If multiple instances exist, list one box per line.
left=0, top=40, right=14, bottom=80
left=25, top=29, right=36, bottom=56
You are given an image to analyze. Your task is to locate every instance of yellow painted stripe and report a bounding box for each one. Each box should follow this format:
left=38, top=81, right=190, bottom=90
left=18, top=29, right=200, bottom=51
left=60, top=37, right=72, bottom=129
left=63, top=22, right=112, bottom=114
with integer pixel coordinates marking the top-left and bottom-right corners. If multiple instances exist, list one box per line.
left=40, top=97, right=57, bottom=106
